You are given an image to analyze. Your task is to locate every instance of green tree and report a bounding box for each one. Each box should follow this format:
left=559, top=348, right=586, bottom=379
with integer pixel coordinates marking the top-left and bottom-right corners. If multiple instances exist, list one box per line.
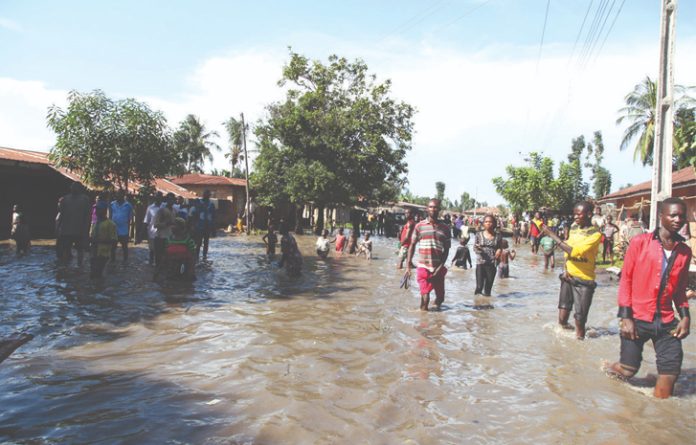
left=399, top=188, right=430, bottom=206
left=435, top=181, right=446, bottom=202
left=459, top=192, right=476, bottom=210
left=47, top=90, right=180, bottom=191
left=223, top=116, right=245, bottom=173
left=616, top=76, right=693, bottom=166
left=174, top=114, right=221, bottom=173
left=674, top=107, right=696, bottom=169
left=252, top=51, right=415, bottom=232
left=586, top=131, right=612, bottom=198
left=492, top=152, right=556, bottom=216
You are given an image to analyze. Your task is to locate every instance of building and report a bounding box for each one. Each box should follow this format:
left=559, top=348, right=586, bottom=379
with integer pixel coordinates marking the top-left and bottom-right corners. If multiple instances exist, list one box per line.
left=597, top=167, right=696, bottom=220
left=168, top=173, right=248, bottom=227
left=0, top=146, right=196, bottom=239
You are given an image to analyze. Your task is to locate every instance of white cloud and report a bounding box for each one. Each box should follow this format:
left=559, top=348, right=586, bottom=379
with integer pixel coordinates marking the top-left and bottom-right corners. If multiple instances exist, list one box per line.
left=1, top=37, right=695, bottom=204
left=0, top=17, right=22, bottom=32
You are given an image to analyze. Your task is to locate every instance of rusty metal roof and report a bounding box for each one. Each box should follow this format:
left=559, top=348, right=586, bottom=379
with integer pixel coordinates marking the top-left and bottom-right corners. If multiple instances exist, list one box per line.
left=0, top=146, right=197, bottom=198
left=598, top=167, right=696, bottom=202
left=169, top=173, right=247, bottom=187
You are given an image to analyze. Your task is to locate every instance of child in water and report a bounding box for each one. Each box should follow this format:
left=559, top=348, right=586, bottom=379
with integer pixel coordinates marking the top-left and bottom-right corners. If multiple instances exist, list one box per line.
left=539, top=233, right=557, bottom=269
left=355, top=233, right=372, bottom=259
left=279, top=224, right=302, bottom=277
left=495, top=239, right=516, bottom=278
left=90, top=202, right=117, bottom=278
left=450, top=237, right=472, bottom=269
left=262, top=224, right=278, bottom=258
left=11, top=207, right=31, bottom=256
left=346, top=230, right=359, bottom=254
left=334, top=227, right=346, bottom=254
left=161, top=217, right=196, bottom=281
left=316, top=229, right=332, bottom=259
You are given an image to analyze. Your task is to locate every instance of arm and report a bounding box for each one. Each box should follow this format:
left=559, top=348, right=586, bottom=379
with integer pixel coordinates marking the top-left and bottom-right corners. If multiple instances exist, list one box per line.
left=617, top=237, right=639, bottom=339
left=509, top=249, right=516, bottom=260
left=540, top=225, right=573, bottom=255
left=406, top=228, right=420, bottom=276
left=673, top=249, right=692, bottom=339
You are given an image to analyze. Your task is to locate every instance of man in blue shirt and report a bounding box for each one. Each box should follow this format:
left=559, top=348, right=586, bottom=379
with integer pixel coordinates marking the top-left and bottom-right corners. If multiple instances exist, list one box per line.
left=190, top=189, right=216, bottom=261
left=109, top=189, right=134, bottom=262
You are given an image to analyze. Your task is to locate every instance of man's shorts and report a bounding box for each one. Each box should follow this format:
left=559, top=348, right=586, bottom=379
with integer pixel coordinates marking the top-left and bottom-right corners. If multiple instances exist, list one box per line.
left=529, top=235, right=538, bottom=245
left=558, top=274, right=596, bottom=323
left=620, top=319, right=683, bottom=375
left=117, top=235, right=129, bottom=244
left=416, top=267, right=447, bottom=297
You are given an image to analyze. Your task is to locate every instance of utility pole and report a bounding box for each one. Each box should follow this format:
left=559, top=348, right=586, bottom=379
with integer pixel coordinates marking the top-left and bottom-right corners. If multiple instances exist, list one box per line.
left=241, top=113, right=251, bottom=235
left=649, top=0, right=677, bottom=230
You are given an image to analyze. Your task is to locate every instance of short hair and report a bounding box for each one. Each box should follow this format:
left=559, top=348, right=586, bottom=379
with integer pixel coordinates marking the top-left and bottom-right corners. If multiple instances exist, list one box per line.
left=574, top=201, right=594, bottom=214
left=659, top=197, right=686, bottom=213
left=429, top=198, right=441, bottom=206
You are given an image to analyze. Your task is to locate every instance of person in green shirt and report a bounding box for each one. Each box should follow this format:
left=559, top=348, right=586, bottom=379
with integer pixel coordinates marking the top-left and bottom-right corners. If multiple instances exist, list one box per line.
left=90, top=202, right=117, bottom=279
left=539, top=234, right=557, bottom=269
left=541, top=201, right=602, bottom=339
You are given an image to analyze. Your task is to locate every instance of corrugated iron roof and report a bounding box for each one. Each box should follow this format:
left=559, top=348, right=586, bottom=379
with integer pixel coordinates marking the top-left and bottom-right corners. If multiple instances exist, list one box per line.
left=598, top=167, right=696, bottom=202
left=169, top=173, right=247, bottom=187
left=0, top=146, right=197, bottom=198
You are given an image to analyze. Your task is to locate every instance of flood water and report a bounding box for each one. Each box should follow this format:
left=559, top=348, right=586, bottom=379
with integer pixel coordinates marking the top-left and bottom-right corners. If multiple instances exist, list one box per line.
left=1, top=234, right=695, bottom=444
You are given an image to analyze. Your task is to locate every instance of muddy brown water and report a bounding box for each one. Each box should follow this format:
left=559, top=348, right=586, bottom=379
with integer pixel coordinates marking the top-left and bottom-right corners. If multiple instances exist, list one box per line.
left=1, top=235, right=694, bottom=444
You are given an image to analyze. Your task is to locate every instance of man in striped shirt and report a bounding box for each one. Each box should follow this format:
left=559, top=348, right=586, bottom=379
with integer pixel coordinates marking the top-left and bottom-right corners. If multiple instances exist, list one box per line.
left=407, top=199, right=451, bottom=311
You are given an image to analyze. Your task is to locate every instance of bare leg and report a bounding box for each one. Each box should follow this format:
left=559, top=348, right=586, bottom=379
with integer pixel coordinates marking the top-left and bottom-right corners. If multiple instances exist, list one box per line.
left=558, top=308, right=572, bottom=329
left=420, top=294, right=430, bottom=311
left=654, top=374, right=678, bottom=398
left=606, top=362, right=636, bottom=380
left=575, top=319, right=586, bottom=340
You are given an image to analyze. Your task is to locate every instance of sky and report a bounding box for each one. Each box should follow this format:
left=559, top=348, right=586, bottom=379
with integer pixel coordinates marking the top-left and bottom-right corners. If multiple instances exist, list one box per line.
left=1, top=0, right=695, bottom=206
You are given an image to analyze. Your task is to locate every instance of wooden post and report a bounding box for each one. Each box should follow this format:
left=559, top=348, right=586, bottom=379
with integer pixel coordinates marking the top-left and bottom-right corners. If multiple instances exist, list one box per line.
left=650, top=0, right=678, bottom=230
left=241, top=113, right=251, bottom=235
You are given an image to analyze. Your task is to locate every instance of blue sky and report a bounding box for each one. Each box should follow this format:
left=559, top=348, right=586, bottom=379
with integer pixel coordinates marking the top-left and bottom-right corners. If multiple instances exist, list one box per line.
left=1, top=0, right=695, bottom=205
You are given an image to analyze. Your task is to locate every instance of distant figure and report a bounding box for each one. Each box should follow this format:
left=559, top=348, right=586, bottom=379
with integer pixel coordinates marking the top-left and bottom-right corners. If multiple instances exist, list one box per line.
left=347, top=230, right=359, bottom=255
left=263, top=224, right=278, bottom=258
left=496, top=239, right=516, bottom=278
left=90, top=202, right=117, bottom=279
left=316, top=229, right=331, bottom=259
left=56, top=182, right=91, bottom=265
left=11, top=206, right=30, bottom=256
left=144, top=192, right=164, bottom=266
left=539, top=233, right=557, bottom=269
left=512, top=221, right=521, bottom=245
left=541, top=201, right=602, bottom=340
left=356, top=233, right=372, bottom=260
left=162, top=217, right=196, bottom=281
left=334, top=227, right=347, bottom=255
left=450, top=237, right=472, bottom=269
left=406, top=199, right=451, bottom=311
left=602, top=215, right=619, bottom=265
left=606, top=197, right=691, bottom=399
left=109, top=189, right=134, bottom=262
left=279, top=224, right=302, bottom=277
left=190, top=190, right=216, bottom=261
left=397, top=208, right=416, bottom=269
left=473, top=215, right=502, bottom=296
left=529, top=212, right=543, bottom=254
left=153, top=193, right=176, bottom=274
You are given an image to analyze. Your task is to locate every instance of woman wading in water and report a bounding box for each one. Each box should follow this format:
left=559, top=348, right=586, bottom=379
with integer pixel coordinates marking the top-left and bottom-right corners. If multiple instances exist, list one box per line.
left=473, top=214, right=502, bottom=296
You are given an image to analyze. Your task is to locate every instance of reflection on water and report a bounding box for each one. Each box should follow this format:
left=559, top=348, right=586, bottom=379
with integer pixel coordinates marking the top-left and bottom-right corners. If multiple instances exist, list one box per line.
left=1, top=236, right=694, bottom=444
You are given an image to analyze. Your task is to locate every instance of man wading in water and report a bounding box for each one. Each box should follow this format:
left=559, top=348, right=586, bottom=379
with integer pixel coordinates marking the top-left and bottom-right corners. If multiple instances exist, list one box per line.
left=606, top=197, right=691, bottom=398
left=541, top=201, right=602, bottom=339
left=406, top=199, right=451, bottom=311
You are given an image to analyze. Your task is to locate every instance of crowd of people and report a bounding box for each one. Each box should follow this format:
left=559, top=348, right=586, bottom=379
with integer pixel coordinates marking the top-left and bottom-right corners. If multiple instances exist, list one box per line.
left=6, top=183, right=695, bottom=399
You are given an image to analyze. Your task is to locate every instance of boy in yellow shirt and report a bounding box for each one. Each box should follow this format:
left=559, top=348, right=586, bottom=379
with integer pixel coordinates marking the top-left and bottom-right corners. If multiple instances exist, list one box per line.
left=541, top=201, right=602, bottom=339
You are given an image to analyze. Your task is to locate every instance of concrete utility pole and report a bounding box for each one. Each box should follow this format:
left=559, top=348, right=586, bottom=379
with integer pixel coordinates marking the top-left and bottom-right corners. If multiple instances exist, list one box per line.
left=241, top=113, right=251, bottom=235
left=649, top=0, right=677, bottom=230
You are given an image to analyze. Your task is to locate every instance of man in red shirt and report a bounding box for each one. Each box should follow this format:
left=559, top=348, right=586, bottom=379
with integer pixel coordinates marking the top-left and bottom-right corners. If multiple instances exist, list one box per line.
left=606, top=197, right=691, bottom=398
left=406, top=199, right=451, bottom=311
left=397, top=208, right=416, bottom=269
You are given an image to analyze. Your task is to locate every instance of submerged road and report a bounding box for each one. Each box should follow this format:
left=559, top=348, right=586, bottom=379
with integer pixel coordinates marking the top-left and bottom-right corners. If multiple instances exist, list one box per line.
left=1, top=235, right=694, bottom=444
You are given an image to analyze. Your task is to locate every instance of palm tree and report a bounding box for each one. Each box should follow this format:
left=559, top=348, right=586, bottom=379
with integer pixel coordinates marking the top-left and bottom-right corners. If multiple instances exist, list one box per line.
left=617, top=76, right=693, bottom=166
left=174, top=114, right=221, bottom=173
left=223, top=116, right=244, bottom=174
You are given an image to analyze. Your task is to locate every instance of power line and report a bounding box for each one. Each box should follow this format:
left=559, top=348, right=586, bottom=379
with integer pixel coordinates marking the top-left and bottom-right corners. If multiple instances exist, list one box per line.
left=580, top=0, right=616, bottom=69
left=577, top=0, right=612, bottom=70
left=378, top=0, right=447, bottom=43
left=433, top=0, right=494, bottom=34
left=591, top=0, right=626, bottom=66
left=536, top=0, right=552, bottom=75
left=566, top=0, right=594, bottom=69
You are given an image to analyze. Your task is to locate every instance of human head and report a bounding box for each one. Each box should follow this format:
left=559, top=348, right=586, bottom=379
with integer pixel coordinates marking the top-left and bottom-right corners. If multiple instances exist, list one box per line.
left=154, top=191, right=163, bottom=205
left=534, top=211, right=541, bottom=219
left=459, top=237, right=468, bottom=246
left=95, top=200, right=108, bottom=220
left=165, top=192, right=175, bottom=207
left=573, top=201, right=594, bottom=227
left=501, top=239, right=509, bottom=249
left=12, top=204, right=18, bottom=212
left=172, top=217, right=187, bottom=237
left=338, top=227, right=344, bottom=235
left=279, top=223, right=289, bottom=235
left=404, top=208, right=413, bottom=220
left=116, top=189, right=125, bottom=202
left=427, top=199, right=441, bottom=221
left=606, top=215, right=613, bottom=223
left=177, top=195, right=184, bottom=205
left=268, top=224, right=275, bottom=232
left=365, top=233, right=370, bottom=240
left=483, top=214, right=497, bottom=231
left=70, top=182, right=82, bottom=195
left=659, top=197, right=687, bottom=234
left=203, top=189, right=211, bottom=200
left=322, top=229, right=329, bottom=237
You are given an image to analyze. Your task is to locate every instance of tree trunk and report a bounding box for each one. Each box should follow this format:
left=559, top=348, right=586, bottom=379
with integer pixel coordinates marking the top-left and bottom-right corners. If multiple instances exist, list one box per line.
left=294, top=204, right=303, bottom=234
left=315, top=204, right=325, bottom=235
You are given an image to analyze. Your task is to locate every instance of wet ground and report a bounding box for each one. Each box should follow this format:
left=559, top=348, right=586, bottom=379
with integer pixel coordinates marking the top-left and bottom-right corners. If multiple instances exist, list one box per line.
left=1, top=235, right=694, bottom=444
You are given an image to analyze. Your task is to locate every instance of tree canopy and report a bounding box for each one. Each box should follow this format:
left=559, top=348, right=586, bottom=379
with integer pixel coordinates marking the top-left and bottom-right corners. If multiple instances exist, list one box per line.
left=47, top=90, right=181, bottom=191
left=174, top=114, right=221, bottom=173
left=251, top=51, right=416, bottom=216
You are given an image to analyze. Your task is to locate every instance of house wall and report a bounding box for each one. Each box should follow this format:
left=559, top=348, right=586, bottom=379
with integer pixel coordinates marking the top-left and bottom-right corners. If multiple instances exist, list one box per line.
left=0, top=163, right=72, bottom=239
left=604, top=184, right=696, bottom=225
